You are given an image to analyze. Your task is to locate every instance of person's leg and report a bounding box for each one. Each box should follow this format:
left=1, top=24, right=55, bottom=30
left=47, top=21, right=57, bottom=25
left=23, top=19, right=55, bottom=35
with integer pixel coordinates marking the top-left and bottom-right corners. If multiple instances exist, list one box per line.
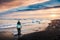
left=20, top=28, right=21, bottom=35
left=18, top=28, right=20, bottom=35
left=17, top=28, right=21, bottom=35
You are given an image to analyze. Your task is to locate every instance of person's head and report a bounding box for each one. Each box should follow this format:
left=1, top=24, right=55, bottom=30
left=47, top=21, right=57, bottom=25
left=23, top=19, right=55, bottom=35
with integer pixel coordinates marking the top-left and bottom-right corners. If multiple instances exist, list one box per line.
left=17, top=20, right=21, bottom=25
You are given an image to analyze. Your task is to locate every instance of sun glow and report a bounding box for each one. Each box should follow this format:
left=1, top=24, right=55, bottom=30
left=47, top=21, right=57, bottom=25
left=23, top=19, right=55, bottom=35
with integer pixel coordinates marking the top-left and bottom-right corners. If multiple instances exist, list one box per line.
left=50, top=14, right=58, bottom=19
left=51, top=14, right=57, bottom=17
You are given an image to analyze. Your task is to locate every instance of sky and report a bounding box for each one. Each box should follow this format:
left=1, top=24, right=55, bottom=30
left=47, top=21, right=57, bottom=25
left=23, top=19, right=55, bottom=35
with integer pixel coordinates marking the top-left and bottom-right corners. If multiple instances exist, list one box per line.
left=0, top=0, right=60, bottom=20
left=0, top=0, right=49, bottom=10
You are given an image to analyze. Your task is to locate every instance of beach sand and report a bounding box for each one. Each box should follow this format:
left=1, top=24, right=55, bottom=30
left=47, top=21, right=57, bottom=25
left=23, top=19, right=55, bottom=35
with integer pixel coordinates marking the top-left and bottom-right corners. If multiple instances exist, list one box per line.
left=0, top=31, right=14, bottom=40
left=0, top=23, right=48, bottom=40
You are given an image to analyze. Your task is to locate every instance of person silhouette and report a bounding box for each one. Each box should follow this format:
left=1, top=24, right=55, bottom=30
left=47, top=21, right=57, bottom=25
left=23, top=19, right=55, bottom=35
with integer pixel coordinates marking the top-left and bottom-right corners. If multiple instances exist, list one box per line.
left=16, top=20, right=22, bottom=36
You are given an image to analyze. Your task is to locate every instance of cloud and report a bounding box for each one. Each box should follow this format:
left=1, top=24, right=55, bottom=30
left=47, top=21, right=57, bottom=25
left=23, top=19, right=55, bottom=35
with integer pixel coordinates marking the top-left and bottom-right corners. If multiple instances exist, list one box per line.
left=0, top=8, right=60, bottom=20
left=0, top=0, right=14, bottom=4
left=0, top=0, right=60, bottom=16
left=0, top=0, right=60, bottom=20
left=0, top=0, right=49, bottom=11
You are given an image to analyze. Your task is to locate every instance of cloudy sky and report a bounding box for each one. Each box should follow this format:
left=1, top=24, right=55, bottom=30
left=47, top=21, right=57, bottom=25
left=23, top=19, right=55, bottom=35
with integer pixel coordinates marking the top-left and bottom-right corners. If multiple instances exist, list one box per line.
left=0, top=0, right=49, bottom=11
left=0, top=0, right=60, bottom=19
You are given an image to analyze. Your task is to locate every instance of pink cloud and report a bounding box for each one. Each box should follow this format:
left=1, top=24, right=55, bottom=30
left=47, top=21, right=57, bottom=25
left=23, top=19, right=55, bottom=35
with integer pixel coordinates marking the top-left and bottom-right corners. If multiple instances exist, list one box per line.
left=0, top=0, right=49, bottom=11
left=2, top=8, right=60, bottom=19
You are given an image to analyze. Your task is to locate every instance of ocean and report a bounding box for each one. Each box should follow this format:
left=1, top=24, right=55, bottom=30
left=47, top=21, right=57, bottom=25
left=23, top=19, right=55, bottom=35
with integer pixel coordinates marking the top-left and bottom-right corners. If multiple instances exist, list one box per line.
left=0, top=19, right=50, bottom=35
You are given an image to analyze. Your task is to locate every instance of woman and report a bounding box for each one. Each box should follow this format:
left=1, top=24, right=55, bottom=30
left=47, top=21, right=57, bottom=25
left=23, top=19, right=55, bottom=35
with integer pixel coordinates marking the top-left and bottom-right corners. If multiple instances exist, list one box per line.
left=16, top=20, right=22, bottom=36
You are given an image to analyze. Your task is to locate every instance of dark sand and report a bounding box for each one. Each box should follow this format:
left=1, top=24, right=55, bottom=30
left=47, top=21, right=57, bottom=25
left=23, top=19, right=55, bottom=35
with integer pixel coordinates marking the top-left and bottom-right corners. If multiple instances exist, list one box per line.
left=0, top=31, right=14, bottom=40
left=0, top=30, right=60, bottom=40
left=19, top=30, right=60, bottom=40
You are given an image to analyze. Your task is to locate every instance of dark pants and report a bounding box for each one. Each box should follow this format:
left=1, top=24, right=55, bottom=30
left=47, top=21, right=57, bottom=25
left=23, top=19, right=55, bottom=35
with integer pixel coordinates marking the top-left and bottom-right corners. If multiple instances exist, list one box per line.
left=17, top=28, right=21, bottom=36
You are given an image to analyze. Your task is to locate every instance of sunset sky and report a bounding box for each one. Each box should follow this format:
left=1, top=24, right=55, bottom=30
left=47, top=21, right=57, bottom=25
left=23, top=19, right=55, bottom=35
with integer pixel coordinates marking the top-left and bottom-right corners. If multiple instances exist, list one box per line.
left=0, top=0, right=60, bottom=20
